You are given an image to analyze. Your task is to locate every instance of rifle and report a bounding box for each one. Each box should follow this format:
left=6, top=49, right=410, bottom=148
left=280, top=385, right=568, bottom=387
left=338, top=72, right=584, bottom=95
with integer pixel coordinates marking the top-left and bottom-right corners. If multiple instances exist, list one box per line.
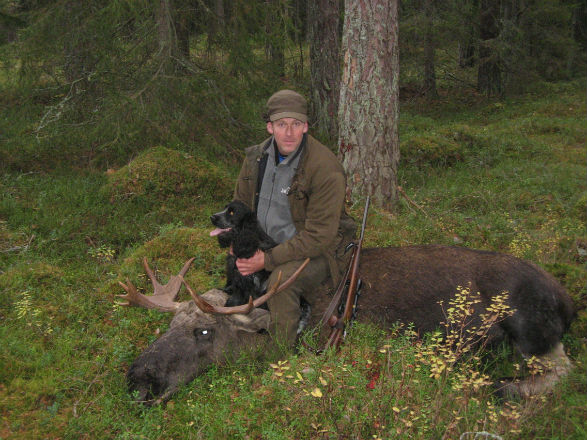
left=322, top=196, right=370, bottom=350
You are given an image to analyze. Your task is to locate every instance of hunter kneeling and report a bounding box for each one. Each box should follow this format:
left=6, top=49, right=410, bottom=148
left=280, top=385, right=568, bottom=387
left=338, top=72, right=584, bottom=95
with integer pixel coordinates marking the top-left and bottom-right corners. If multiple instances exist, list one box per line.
left=231, top=89, right=356, bottom=346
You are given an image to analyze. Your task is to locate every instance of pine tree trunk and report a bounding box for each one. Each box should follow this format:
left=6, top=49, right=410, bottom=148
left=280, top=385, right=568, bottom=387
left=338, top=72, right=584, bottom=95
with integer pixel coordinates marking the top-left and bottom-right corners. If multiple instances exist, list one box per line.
left=477, top=0, right=502, bottom=96
left=338, top=0, right=399, bottom=211
left=157, top=0, right=186, bottom=72
left=423, top=0, right=437, bottom=97
left=63, top=1, right=96, bottom=87
left=308, top=0, right=341, bottom=144
left=265, top=0, right=286, bottom=77
left=208, top=0, right=225, bottom=53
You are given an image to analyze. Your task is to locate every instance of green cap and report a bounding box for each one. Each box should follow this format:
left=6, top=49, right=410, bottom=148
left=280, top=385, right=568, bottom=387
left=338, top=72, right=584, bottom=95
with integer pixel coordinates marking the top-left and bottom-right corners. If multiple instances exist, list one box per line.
left=266, top=90, right=308, bottom=123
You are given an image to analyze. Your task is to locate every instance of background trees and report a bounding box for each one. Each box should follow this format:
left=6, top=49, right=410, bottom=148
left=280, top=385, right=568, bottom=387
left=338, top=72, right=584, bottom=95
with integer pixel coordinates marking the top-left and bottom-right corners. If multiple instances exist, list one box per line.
left=308, top=0, right=341, bottom=142
left=1, top=4, right=585, bottom=437
left=0, top=0, right=585, bottom=205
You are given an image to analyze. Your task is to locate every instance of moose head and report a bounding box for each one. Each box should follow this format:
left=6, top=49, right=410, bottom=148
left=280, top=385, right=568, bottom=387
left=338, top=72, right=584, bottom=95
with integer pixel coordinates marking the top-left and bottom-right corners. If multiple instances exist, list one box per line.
left=118, top=257, right=309, bottom=405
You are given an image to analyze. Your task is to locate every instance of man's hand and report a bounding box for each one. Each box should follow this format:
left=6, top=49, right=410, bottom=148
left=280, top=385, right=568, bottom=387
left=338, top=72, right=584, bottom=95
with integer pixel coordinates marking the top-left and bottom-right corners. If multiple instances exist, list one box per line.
left=236, top=249, right=265, bottom=276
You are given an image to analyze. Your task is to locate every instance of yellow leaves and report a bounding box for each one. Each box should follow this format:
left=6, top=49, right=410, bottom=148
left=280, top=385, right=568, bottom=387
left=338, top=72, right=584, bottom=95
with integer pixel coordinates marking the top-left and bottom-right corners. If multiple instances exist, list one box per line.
left=378, top=344, right=391, bottom=354
left=270, top=360, right=291, bottom=381
left=269, top=360, right=327, bottom=399
left=269, top=360, right=290, bottom=371
left=451, top=370, right=492, bottom=392
left=311, top=423, right=328, bottom=433
left=419, top=287, right=515, bottom=382
left=310, top=387, right=323, bottom=398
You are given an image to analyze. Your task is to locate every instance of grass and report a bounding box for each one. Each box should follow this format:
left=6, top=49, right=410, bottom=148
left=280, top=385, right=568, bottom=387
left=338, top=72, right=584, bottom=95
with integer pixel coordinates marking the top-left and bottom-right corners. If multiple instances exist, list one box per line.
left=1, top=79, right=586, bottom=439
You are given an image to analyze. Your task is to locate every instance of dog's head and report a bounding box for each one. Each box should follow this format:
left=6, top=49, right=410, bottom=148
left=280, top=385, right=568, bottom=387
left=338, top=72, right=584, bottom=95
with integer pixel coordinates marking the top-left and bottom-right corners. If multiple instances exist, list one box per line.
left=210, top=201, right=254, bottom=246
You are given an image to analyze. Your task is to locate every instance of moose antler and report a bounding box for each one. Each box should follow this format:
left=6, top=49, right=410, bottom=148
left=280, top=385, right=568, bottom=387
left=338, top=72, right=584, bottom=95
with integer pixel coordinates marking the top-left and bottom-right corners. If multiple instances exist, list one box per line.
left=181, top=258, right=310, bottom=315
left=117, top=257, right=195, bottom=312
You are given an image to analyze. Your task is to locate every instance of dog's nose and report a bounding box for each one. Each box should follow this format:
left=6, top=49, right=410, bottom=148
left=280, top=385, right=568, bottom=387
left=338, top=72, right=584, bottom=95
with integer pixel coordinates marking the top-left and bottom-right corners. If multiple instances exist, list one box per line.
left=210, top=214, right=217, bottom=223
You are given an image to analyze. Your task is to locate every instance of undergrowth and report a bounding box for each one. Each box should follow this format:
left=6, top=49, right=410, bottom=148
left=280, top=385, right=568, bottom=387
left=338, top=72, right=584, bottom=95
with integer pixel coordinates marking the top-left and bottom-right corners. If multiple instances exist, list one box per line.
left=0, top=80, right=585, bottom=439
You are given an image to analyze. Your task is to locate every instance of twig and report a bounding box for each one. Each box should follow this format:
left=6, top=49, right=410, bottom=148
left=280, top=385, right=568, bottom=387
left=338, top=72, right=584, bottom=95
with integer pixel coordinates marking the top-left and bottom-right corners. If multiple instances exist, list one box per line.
left=460, top=432, right=503, bottom=440
left=130, top=61, right=165, bottom=100
left=397, top=186, right=456, bottom=237
left=397, top=186, right=430, bottom=219
left=72, top=371, right=107, bottom=418
left=35, top=77, right=87, bottom=139
left=0, top=234, right=35, bottom=253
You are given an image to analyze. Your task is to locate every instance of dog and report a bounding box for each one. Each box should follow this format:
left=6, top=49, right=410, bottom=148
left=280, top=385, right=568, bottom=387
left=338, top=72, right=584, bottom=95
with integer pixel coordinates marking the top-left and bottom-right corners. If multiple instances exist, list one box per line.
left=210, top=200, right=277, bottom=307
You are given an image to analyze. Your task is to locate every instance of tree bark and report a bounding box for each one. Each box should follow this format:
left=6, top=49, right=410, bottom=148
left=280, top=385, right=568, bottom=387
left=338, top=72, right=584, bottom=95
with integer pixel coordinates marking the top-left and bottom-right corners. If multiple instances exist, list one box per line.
left=308, top=0, right=341, bottom=144
left=422, top=0, right=437, bottom=97
left=62, top=1, right=97, bottom=86
left=477, top=0, right=502, bottom=96
left=157, top=0, right=186, bottom=72
left=338, top=0, right=399, bottom=211
left=208, top=0, right=225, bottom=52
left=265, top=0, right=286, bottom=77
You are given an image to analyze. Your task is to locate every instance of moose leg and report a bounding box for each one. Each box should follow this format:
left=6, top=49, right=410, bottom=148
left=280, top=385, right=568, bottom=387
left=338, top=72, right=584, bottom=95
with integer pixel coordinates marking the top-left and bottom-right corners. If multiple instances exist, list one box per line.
left=494, top=342, right=572, bottom=399
left=266, top=257, right=329, bottom=346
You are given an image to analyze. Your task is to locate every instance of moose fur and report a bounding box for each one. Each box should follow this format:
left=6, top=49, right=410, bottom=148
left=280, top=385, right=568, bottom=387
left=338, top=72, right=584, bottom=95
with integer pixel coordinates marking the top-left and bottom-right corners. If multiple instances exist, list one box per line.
left=126, top=245, right=575, bottom=404
left=210, top=200, right=276, bottom=307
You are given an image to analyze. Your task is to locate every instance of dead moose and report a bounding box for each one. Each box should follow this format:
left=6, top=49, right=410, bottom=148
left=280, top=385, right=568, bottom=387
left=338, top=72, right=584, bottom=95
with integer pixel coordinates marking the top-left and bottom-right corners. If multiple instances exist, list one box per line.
left=118, top=245, right=575, bottom=405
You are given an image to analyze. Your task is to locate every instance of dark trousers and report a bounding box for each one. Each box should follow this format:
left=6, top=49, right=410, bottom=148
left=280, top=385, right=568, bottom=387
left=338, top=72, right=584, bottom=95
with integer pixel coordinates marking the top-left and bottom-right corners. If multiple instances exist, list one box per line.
left=266, top=256, right=329, bottom=346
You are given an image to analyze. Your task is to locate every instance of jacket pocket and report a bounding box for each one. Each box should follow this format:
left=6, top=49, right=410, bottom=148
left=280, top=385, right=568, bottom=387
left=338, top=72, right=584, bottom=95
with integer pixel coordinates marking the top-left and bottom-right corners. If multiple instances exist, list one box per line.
left=288, top=184, right=308, bottom=221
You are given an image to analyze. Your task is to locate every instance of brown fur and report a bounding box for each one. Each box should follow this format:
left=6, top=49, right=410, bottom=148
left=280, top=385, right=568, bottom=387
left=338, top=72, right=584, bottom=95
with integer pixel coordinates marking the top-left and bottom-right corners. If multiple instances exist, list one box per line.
left=126, top=245, right=575, bottom=403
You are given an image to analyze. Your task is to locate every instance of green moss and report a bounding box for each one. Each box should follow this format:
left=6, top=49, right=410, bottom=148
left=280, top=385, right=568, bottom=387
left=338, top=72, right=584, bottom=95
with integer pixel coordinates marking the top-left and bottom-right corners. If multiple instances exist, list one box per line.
left=101, top=146, right=233, bottom=204
left=0, top=261, right=64, bottom=293
left=572, top=192, right=587, bottom=222
left=400, top=134, right=464, bottom=167
left=105, top=226, right=226, bottom=299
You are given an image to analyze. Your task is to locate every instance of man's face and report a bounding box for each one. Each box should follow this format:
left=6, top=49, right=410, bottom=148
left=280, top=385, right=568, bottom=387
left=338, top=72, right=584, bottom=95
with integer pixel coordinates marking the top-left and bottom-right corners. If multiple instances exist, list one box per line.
left=267, top=118, right=308, bottom=156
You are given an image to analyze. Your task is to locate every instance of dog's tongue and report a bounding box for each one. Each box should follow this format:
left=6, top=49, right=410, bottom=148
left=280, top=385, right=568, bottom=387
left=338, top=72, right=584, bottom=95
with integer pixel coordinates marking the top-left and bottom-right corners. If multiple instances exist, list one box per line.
left=210, top=228, right=231, bottom=237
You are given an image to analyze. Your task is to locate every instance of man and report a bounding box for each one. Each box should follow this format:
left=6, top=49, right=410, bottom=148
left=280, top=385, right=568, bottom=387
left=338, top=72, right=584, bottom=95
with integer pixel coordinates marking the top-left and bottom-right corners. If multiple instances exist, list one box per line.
left=233, top=89, right=356, bottom=346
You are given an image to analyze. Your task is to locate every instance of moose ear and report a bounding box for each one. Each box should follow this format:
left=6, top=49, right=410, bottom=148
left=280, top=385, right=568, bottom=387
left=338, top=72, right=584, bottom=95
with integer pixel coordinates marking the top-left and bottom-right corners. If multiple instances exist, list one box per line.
left=229, top=308, right=270, bottom=332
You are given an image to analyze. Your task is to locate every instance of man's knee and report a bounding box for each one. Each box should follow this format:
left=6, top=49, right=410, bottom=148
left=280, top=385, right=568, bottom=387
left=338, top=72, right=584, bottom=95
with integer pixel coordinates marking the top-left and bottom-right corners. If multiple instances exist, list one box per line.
left=265, top=257, right=329, bottom=346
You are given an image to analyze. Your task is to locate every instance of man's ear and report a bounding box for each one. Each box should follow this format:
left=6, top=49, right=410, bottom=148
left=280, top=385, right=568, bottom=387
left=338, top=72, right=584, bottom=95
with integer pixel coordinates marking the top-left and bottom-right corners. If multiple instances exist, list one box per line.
left=303, top=122, right=308, bottom=133
left=266, top=121, right=274, bottom=135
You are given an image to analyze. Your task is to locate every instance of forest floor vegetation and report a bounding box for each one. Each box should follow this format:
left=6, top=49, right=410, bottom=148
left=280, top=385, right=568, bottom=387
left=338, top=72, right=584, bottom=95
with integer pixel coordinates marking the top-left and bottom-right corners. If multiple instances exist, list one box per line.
left=1, top=79, right=586, bottom=439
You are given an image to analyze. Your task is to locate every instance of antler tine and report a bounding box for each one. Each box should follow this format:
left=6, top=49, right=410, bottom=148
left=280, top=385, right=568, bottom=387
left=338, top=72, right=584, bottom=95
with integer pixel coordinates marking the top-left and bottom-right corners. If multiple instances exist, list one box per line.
left=182, top=258, right=310, bottom=315
left=256, top=258, right=310, bottom=307
left=117, top=279, right=180, bottom=312
left=116, top=257, right=196, bottom=312
left=143, top=257, right=195, bottom=300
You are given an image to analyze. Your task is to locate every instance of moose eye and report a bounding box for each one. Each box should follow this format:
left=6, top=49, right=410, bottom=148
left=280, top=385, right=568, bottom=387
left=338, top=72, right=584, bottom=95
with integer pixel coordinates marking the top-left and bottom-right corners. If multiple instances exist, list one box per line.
left=193, top=328, right=214, bottom=341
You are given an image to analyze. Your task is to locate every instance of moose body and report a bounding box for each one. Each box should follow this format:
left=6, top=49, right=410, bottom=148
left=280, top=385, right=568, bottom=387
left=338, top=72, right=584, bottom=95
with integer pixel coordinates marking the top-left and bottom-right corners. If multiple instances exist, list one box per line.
left=123, top=245, right=575, bottom=404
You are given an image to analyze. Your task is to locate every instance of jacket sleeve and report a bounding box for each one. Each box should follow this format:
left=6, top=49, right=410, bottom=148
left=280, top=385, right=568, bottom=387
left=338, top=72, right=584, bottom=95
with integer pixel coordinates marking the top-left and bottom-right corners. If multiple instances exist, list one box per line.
left=264, top=167, right=345, bottom=270
left=233, top=153, right=256, bottom=210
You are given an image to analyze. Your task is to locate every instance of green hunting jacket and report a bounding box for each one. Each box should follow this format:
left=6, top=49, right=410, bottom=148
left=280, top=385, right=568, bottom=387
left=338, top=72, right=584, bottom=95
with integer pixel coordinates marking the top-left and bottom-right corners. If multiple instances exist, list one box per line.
left=234, top=134, right=357, bottom=286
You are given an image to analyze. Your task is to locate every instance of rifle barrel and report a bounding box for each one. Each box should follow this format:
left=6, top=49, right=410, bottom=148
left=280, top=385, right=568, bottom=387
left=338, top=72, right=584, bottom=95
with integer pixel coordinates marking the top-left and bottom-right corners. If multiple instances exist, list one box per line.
left=359, top=196, right=370, bottom=241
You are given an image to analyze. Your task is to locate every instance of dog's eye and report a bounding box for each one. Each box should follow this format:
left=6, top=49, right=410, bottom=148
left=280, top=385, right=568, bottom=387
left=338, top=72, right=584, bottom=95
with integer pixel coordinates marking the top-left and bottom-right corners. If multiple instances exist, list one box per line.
left=228, top=209, right=234, bottom=216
